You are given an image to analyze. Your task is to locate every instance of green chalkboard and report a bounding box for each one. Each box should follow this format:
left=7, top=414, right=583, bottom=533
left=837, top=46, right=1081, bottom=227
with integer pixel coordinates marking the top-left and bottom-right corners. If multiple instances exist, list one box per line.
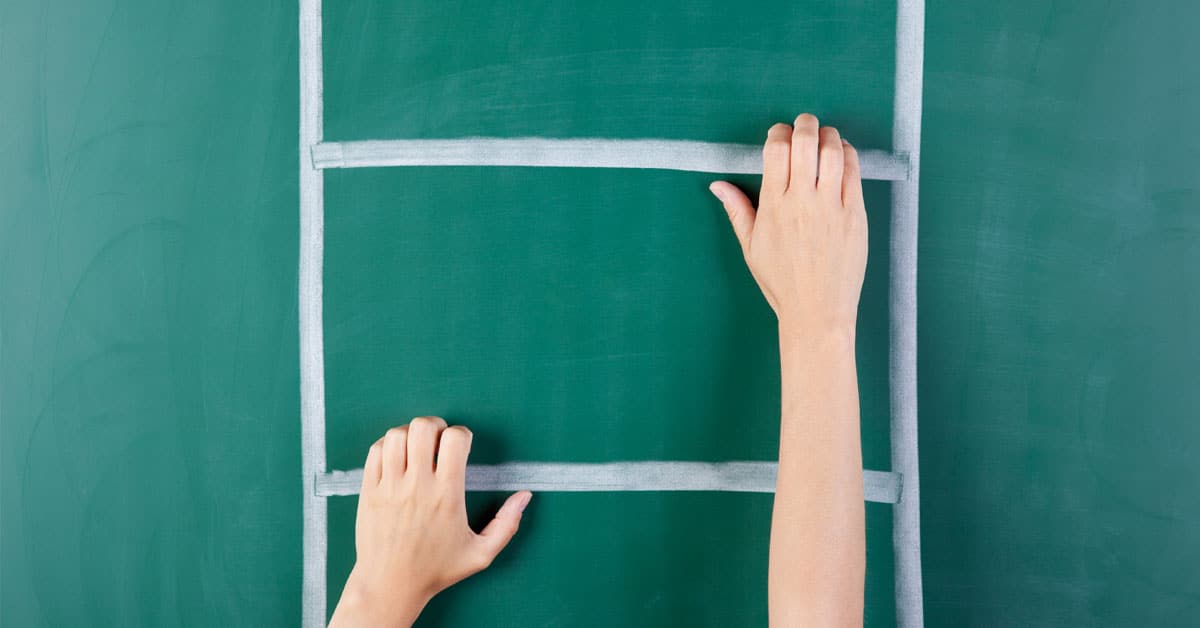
left=318, top=2, right=899, bottom=624
left=3, top=0, right=1198, bottom=626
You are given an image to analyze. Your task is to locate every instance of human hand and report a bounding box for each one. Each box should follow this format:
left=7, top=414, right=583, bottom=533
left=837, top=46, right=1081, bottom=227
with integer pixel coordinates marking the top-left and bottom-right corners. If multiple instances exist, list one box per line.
left=709, top=114, right=868, bottom=340
left=329, top=416, right=531, bottom=628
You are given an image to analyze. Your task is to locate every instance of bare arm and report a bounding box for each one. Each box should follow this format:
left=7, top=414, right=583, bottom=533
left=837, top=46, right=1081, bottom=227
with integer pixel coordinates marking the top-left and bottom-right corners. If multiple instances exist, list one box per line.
left=710, top=114, right=867, bottom=627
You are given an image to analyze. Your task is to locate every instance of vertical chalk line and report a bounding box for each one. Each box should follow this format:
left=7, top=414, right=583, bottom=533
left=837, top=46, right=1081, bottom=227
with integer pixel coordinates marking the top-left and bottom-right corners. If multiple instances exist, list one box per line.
left=300, top=3, right=925, bottom=623
left=891, top=0, right=926, bottom=626
left=299, top=0, right=326, bottom=626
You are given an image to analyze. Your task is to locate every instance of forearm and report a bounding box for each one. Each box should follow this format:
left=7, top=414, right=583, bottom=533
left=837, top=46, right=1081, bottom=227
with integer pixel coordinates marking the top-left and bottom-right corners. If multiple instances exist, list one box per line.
left=768, top=325, right=865, bottom=627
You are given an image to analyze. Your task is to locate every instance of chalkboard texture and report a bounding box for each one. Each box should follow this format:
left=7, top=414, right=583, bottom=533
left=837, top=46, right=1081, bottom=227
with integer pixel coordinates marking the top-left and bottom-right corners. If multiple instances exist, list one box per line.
left=3, top=0, right=1198, bottom=626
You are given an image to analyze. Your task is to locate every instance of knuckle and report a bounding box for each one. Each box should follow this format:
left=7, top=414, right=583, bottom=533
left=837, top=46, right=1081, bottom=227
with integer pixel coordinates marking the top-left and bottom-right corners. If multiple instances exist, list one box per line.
left=446, top=425, right=473, bottom=438
left=794, top=113, right=819, bottom=130
left=843, top=210, right=865, bottom=232
left=384, top=427, right=407, bottom=443
left=820, top=132, right=843, bottom=151
left=442, top=425, right=473, bottom=447
left=409, top=416, right=434, bottom=430
left=472, top=549, right=495, bottom=571
left=763, top=137, right=790, bottom=158
left=414, top=415, right=448, bottom=430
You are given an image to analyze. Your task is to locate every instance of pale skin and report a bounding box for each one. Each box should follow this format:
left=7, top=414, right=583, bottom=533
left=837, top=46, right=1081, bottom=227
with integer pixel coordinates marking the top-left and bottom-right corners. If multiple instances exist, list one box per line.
left=328, top=417, right=532, bottom=627
left=330, top=114, right=867, bottom=627
left=711, top=113, right=867, bottom=627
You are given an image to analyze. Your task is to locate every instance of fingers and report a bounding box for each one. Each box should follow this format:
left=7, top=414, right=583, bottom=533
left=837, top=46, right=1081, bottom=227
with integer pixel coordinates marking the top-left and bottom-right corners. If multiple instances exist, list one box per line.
left=709, top=181, right=755, bottom=255
left=789, top=113, right=820, bottom=190
left=378, top=417, right=464, bottom=486
left=362, top=437, right=384, bottom=492
left=476, top=491, right=532, bottom=566
left=436, top=425, right=473, bottom=490
left=816, top=126, right=844, bottom=198
left=841, top=140, right=865, bottom=210
left=761, top=123, right=792, bottom=198
left=381, top=426, right=408, bottom=480
left=406, top=416, right=448, bottom=476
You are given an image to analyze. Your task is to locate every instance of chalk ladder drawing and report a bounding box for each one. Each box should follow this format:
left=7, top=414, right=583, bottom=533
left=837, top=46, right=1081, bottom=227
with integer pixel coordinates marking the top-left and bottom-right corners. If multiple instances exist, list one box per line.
left=299, top=1, right=926, bottom=625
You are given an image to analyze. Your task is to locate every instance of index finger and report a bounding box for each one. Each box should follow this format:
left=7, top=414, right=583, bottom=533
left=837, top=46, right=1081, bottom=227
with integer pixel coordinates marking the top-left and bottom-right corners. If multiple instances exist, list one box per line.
left=361, top=437, right=384, bottom=493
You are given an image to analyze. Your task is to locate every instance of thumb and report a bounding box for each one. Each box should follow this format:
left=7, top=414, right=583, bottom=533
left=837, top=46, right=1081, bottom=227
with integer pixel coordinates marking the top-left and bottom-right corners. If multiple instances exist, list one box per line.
left=709, top=181, right=755, bottom=255
left=476, top=491, right=531, bottom=562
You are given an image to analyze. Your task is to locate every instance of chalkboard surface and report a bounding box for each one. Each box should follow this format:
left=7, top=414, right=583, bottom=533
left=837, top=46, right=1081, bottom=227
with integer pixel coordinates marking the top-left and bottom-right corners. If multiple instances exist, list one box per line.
left=3, top=0, right=1198, bottom=626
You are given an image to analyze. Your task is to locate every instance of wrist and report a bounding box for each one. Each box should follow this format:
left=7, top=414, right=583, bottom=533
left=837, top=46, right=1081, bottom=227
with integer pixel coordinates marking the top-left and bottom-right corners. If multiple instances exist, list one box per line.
left=777, top=321, right=856, bottom=354
left=331, top=567, right=430, bottom=628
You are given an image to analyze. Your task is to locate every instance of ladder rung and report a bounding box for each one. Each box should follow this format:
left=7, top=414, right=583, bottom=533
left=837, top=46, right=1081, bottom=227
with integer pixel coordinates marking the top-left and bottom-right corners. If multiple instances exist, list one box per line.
left=311, top=138, right=910, bottom=181
left=315, top=461, right=902, bottom=504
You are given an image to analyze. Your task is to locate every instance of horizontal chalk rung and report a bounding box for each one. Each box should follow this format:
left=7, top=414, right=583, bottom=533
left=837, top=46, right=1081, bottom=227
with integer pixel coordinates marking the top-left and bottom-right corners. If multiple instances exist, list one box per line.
left=311, top=138, right=910, bottom=180
left=315, top=461, right=902, bottom=504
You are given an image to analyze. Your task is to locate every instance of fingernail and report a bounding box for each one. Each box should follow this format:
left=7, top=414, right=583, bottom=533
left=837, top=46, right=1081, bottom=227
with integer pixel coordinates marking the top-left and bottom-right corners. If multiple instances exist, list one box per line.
left=517, top=492, right=532, bottom=513
left=708, top=182, right=725, bottom=201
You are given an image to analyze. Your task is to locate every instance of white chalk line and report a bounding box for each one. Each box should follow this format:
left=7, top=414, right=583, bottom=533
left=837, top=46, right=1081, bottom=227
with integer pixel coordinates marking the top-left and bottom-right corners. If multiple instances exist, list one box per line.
left=311, top=138, right=910, bottom=180
left=300, top=2, right=927, bottom=625
left=298, top=0, right=326, bottom=626
left=890, top=0, right=927, bottom=626
left=314, top=462, right=902, bottom=504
